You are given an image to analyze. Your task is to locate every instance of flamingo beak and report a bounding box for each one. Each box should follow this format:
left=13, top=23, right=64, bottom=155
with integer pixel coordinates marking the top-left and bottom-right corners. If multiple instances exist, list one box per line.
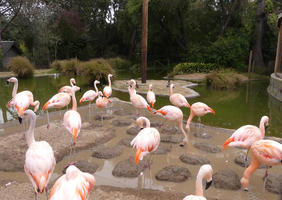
left=209, top=107, right=215, bottom=115
left=18, top=117, right=22, bottom=124
left=205, top=180, right=212, bottom=190
left=80, top=88, right=82, bottom=93
left=79, top=98, right=84, bottom=104
left=6, top=80, right=9, bottom=85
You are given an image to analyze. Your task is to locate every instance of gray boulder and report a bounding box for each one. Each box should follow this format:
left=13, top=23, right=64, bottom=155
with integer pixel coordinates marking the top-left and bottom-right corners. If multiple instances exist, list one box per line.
left=114, top=109, right=134, bottom=116
left=112, top=119, right=132, bottom=127
left=161, top=135, right=183, bottom=144
left=213, top=170, right=241, bottom=190
left=112, top=157, right=146, bottom=177
left=193, top=132, right=212, bottom=139
left=193, top=142, right=222, bottom=153
left=63, top=160, right=99, bottom=174
left=179, top=154, right=210, bottom=165
left=92, top=145, right=123, bottom=159
left=265, top=174, right=282, bottom=194
left=156, top=165, right=191, bottom=182
left=126, top=126, right=139, bottom=135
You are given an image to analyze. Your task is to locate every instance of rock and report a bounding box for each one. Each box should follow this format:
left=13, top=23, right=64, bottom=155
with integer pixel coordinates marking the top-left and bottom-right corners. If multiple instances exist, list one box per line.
left=112, top=157, right=146, bottom=177
left=82, top=122, right=102, bottom=130
left=150, top=121, right=162, bottom=128
left=112, top=119, right=132, bottom=127
left=152, top=144, right=171, bottom=155
left=213, top=170, right=241, bottom=190
left=156, top=165, right=191, bottom=182
left=193, top=142, right=222, bottom=153
left=161, top=135, right=183, bottom=144
left=234, top=154, right=266, bottom=169
left=92, top=145, right=123, bottom=159
left=161, top=127, right=180, bottom=134
left=63, top=160, right=99, bottom=174
left=114, top=109, right=134, bottom=116
left=119, top=137, right=133, bottom=147
left=179, top=154, right=210, bottom=165
left=265, top=174, right=282, bottom=194
left=193, top=132, right=212, bottom=139
left=94, top=114, right=115, bottom=121
left=126, top=126, right=139, bottom=135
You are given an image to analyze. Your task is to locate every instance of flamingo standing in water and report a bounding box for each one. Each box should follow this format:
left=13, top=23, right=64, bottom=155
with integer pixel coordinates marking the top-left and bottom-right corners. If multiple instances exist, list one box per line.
left=63, top=86, right=81, bottom=149
left=169, top=83, right=190, bottom=109
left=49, top=165, right=95, bottom=200
left=153, top=105, right=188, bottom=146
left=128, top=79, right=151, bottom=115
left=103, top=74, right=113, bottom=98
left=7, top=77, right=40, bottom=123
left=185, top=102, right=215, bottom=132
left=240, top=139, right=282, bottom=191
left=58, top=78, right=77, bottom=94
left=147, top=84, right=156, bottom=108
left=22, top=110, right=56, bottom=199
left=42, top=92, right=71, bottom=129
left=223, top=116, right=269, bottom=160
left=79, top=80, right=100, bottom=104
left=183, top=164, right=213, bottom=200
left=131, top=116, right=160, bottom=164
left=96, top=91, right=112, bottom=124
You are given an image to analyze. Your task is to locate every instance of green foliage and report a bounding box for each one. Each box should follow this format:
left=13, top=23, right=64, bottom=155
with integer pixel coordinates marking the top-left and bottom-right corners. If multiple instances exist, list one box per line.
left=107, top=57, right=131, bottom=71
left=206, top=68, right=248, bottom=89
left=7, top=56, right=34, bottom=78
left=204, top=30, right=249, bottom=71
left=0, top=49, right=2, bottom=68
left=76, top=58, right=115, bottom=84
left=172, top=62, right=220, bottom=75
left=50, top=58, right=80, bottom=75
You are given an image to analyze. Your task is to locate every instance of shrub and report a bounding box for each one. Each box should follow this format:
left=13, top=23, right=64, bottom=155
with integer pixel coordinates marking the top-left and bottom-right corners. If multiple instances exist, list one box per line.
left=50, top=58, right=79, bottom=75
left=206, top=68, right=248, bottom=89
left=76, top=58, right=115, bottom=84
left=7, top=56, right=34, bottom=78
left=172, top=62, right=220, bottom=75
left=107, top=57, right=131, bottom=71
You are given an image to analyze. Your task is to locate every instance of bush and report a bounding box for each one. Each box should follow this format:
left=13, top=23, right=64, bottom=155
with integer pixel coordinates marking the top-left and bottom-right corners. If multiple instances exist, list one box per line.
left=206, top=68, right=248, bottom=89
left=172, top=62, right=220, bottom=75
left=107, top=57, right=131, bottom=71
left=50, top=58, right=79, bottom=75
left=76, top=58, right=115, bottom=84
left=7, top=56, right=34, bottom=78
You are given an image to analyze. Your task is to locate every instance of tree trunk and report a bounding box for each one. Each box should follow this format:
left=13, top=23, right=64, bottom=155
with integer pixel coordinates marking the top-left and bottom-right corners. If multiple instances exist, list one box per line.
left=253, top=0, right=266, bottom=70
left=141, top=0, right=148, bottom=83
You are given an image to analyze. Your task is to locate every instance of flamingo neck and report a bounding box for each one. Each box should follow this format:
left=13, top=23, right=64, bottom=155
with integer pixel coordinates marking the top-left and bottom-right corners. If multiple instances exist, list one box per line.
left=26, top=115, right=36, bottom=146
left=129, top=86, right=135, bottom=96
left=143, top=117, right=150, bottom=128
left=259, top=119, right=266, bottom=138
left=186, top=111, right=195, bottom=129
left=108, top=75, right=112, bottom=88
left=71, top=89, right=77, bottom=111
left=12, top=80, right=18, bottom=98
left=169, top=85, right=173, bottom=96
left=70, top=80, right=74, bottom=87
left=195, top=172, right=204, bottom=196
left=94, top=82, right=99, bottom=93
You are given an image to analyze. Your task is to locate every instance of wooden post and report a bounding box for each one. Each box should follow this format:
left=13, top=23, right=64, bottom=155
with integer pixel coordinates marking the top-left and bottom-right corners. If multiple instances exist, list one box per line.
left=248, top=50, right=253, bottom=78
left=141, top=0, right=148, bottom=83
left=274, top=13, right=282, bottom=76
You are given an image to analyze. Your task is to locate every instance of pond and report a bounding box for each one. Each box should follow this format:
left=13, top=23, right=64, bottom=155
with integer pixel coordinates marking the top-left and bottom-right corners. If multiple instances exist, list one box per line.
left=0, top=75, right=280, bottom=138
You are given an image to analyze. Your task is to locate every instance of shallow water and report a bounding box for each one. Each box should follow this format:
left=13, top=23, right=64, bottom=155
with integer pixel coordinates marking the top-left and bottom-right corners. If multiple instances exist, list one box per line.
left=0, top=100, right=280, bottom=200
left=0, top=75, right=280, bottom=138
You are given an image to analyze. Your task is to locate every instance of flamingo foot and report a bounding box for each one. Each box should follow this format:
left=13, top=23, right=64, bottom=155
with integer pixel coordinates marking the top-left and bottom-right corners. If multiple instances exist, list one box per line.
left=264, top=170, right=269, bottom=179
left=244, top=188, right=249, bottom=192
left=46, top=123, right=50, bottom=129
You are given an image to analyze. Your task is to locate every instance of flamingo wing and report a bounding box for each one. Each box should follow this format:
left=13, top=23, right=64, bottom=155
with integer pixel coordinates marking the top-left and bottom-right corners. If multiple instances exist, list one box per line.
left=14, top=92, right=30, bottom=115
left=183, top=195, right=206, bottom=200
left=103, top=86, right=112, bottom=98
left=80, top=90, right=97, bottom=103
left=43, top=93, right=71, bottom=110
left=170, top=93, right=189, bottom=107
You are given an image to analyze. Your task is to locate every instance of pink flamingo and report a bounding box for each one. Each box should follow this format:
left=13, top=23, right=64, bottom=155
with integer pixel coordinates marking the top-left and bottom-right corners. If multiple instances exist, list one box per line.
left=79, top=80, right=100, bottom=104
left=42, top=92, right=71, bottom=129
left=240, top=139, right=282, bottom=191
left=58, top=78, right=77, bottom=94
left=153, top=105, right=188, bottom=146
left=223, top=116, right=269, bottom=159
left=95, top=91, right=112, bottom=124
left=183, top=164, right=213, bottom=200
left=103, top=74, right=113, bottom=98
left=49, top=165, right=95, bottom=200
left=7, top=77, right=40, bottom=122
left=147, top=84, right=156, bottom=108
left=63, top=86, right=81, bottom=148
left=131, top=116, right=160, bottom=164
left=22, top=110, right=56, bottom=199
left=185, top=102, right=215, bottom=132
left=128, top=79, right=151, bottom=115
left=169, top=83, right=190, bottom=109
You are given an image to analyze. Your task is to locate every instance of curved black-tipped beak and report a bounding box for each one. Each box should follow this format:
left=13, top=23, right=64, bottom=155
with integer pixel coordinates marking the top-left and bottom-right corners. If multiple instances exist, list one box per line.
left=205, top=180, right=212, bottom=190
left=80, top=88, right=82, bottom=93
left=136, top=82, right=139, bottom=89
left=18, top=117, right=22, bottom=124
left=6, top=80, right=9, bottom=85
left=265, top=125, right=269, bottom=130
left=73, top=83, right=76, bottom=86
left=139, top=127, right=144, bottom=130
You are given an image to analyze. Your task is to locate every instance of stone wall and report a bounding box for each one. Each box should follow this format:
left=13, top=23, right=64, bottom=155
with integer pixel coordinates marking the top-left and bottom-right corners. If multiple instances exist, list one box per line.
left=268, top=73, right=282, bottom=101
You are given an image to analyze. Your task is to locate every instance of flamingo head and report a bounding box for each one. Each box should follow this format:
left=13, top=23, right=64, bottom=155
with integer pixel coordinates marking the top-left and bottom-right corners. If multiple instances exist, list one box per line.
left=198, top=164, right=213, bottom=190
left=149, top=84, right=153, bottom=91
left=261, top=116, right=269, bottom=128
left=97, top=91, right=103, bottom=97
left=204, top=107, right=215, bottom=115
left=108, top=74, right=113, bottom=78
left=136, top=117, right=148, bottom=129
left=170, top=83, right=175, bottom=89
left=7, top=77, right=18, bottom=84
left=21, top=109, right=36, bottom=121
left=70, top=78, right=76, bottom=86
left=94, top=80, right=100, bottom=84
left=128, top=79, right=136, bottom=87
